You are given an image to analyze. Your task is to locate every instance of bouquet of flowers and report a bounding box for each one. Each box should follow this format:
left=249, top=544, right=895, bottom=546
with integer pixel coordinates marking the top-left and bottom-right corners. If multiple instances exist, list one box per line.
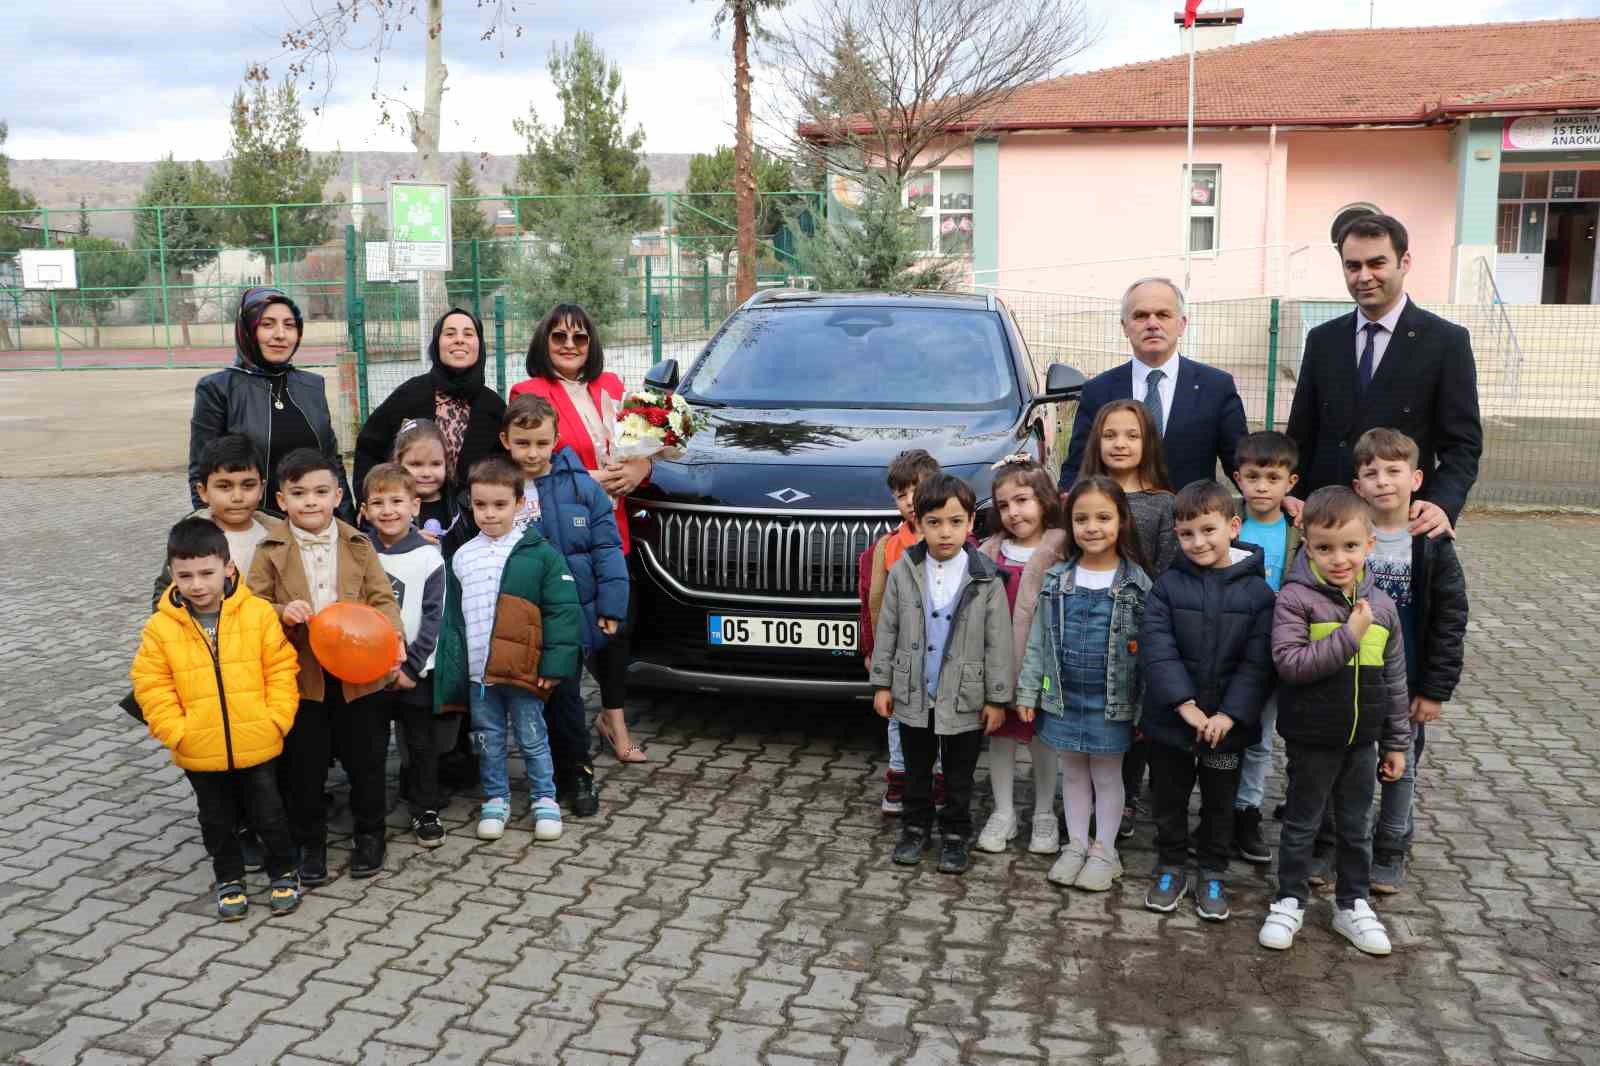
left=608, top=386, right=708, bottom=461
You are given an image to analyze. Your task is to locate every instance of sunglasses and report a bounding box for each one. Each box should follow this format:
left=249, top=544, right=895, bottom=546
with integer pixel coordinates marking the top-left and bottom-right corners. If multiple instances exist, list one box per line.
left=549, top=329, right=591, bottom=348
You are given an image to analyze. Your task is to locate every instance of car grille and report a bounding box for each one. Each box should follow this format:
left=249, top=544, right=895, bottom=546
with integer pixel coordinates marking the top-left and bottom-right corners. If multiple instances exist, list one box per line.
left=638, top=502, right=899, bottom=600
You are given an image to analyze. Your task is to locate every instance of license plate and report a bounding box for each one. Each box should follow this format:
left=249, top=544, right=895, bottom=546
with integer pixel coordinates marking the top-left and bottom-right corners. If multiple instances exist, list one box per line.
left=707, top=615, right=859, bottom=652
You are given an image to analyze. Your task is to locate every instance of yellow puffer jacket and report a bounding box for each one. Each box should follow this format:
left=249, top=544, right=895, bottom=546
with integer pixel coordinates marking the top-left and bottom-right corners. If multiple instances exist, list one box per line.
left=131, top=580, right=300, bottom=772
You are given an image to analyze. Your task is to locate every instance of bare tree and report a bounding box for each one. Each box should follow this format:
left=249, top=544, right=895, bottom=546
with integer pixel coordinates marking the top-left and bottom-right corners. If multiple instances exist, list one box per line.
left=764, top=0, right=1094, bottom=191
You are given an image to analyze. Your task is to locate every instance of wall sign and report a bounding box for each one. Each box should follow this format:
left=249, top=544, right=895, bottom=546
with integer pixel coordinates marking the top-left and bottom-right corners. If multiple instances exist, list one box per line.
left=1503, top=114, right=1600, bottom=152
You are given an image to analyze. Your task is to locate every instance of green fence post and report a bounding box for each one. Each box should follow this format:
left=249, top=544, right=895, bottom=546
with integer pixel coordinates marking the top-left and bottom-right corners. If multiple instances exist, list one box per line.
left=155, top=207, right=174, bottom=365
left=1265, top=297, right=1281, bottom=430
left=471, top=239, right=483, bottom=322
left=271, top=205, right=282, bottom=286
left=702, top=258, right=711, bottom=330
left=344, top=224, right=358, bottom=352
left=494, top=293, right=507, bottom=397
left=353, top=295, right=370, bottom=422
left=648, top=293, right=663, bottom=364
left=644, top=255, right=653, bottom=325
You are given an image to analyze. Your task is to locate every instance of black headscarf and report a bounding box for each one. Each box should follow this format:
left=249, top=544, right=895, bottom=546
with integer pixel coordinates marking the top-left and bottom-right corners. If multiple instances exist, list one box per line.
left=428, top=307, right=488, bottom=400
left=234, top=286, right=304, bottom=376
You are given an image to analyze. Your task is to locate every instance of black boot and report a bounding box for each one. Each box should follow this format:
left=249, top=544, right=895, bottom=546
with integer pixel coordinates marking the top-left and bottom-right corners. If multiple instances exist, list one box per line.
left=938, top=835, right=972, bottom=874
left=892, top=825, right=930, bottom=866
left=1233, top=806, right=1271, bottom=864
left=571, top=764, right=600, bottom=818
left=350, top=832, right=386, bottom=879
left=298, top=843, right=332, bottom=887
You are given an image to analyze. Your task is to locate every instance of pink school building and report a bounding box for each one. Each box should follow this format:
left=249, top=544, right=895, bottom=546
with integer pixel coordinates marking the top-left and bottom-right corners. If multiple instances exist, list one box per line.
left=842, top=15, right=1600, bottom=306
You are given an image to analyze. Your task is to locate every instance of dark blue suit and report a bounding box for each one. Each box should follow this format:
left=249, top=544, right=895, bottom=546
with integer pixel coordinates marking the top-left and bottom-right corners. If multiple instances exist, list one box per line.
left=1061, top=357, right=1249, bottom=491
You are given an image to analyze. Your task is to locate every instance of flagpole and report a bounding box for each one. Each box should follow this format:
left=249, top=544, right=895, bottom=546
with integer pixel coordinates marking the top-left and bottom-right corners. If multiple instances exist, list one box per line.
left=1184, top=13, right=1196, bottom=294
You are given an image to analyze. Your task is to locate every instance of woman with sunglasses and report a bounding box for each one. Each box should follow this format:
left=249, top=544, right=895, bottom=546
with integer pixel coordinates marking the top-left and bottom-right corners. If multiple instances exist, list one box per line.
left=510, top=304, right=651, bottom=816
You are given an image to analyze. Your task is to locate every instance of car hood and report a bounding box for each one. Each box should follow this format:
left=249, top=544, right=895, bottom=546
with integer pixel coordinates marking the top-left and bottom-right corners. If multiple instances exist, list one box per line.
left=634, top=406, right=1019, bottom=510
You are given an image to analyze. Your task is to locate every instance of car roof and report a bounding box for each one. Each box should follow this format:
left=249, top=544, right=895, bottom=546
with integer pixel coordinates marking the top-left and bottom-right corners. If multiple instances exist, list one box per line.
left=742, top=289, right=999, bottom=312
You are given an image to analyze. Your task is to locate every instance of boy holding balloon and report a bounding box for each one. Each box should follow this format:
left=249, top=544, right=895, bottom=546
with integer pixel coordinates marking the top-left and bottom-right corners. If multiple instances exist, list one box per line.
left=249, top=449, right=404, bottom=888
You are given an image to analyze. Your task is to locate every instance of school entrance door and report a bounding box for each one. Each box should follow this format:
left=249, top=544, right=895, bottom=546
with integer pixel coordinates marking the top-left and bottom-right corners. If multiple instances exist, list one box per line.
left=1542, top=202, right=1598, bottom=305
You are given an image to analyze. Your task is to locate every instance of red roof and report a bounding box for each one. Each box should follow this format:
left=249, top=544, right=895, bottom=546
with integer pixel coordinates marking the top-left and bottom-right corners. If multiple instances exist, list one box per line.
left=968, top=17, right=1600, bottom=131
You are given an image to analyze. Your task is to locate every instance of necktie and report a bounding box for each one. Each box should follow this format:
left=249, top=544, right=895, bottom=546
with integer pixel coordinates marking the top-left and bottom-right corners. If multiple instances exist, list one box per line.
left=1359, top=322, right=1381, bottom=392
left=1142, top=368, right=1166, bottom=437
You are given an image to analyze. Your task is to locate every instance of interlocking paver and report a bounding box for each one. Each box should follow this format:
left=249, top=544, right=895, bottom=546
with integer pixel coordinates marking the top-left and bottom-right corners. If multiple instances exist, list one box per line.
left=2, top=474, right=1598, bottom=1065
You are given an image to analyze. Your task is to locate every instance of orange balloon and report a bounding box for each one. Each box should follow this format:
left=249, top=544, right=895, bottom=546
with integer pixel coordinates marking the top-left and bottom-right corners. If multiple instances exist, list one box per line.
left=307, top=603, right=402, bottom=684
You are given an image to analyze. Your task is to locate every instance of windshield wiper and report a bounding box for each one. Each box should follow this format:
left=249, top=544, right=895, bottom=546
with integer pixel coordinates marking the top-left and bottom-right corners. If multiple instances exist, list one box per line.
left=683, top=394, right=727, bottom=407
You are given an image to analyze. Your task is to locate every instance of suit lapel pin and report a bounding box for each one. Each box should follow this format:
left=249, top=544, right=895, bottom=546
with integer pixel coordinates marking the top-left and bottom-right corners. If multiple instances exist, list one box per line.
left=1407, top=331, right=1415, bottom=338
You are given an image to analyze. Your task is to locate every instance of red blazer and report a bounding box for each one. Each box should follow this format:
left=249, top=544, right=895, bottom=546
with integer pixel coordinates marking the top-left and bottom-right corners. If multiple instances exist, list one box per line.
left=510, top=372, right=636, bottom=554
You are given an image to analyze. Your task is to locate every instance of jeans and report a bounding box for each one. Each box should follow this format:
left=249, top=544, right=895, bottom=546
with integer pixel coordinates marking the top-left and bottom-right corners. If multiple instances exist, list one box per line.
left=470, top=684, right=556, bottom=804
left=1277, top=741, right=1378, bottom=908
left=1148, top=743, right=1240, bottom=877
left=1234, top=692, right=1278, bottom=810
left=187, top=761, right=296, bottom=883
left=1375, top=723, right=1427, bottom=855
left=543, top=679, right=593, bottom=785
left=899, top=724, right=981, bottom=838
left=285, top=687, right=389, bottom=845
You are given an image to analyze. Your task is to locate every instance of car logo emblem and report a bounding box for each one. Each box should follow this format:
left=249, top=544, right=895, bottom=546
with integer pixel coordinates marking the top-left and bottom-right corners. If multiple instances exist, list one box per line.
left=766, top=487, right=811, bottom=504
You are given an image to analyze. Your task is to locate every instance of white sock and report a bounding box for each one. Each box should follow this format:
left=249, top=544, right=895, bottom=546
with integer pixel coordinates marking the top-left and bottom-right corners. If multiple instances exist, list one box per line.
left=1030, top=738, right=1058, bottom=821
left=988, top=737, right=1017, bottom=817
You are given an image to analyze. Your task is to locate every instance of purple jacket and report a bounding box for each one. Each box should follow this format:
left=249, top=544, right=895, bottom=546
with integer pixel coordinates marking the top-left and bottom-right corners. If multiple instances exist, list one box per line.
left=1271, top=548, right=1412, bottom=752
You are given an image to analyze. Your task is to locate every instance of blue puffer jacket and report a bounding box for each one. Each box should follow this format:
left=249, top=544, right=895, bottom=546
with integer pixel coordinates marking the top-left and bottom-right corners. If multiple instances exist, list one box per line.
left=1138, top=543, right=1276, bottom=754
left=525, top=447, right=629, bottom=652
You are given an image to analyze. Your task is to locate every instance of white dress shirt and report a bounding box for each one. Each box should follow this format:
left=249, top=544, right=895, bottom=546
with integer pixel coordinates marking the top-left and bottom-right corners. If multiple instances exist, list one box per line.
left=1354, top=293, right=1408, bottom=376
left=1130, top=353, right=1181, bottom=436
left=290, top=523, right=340, bottom=613
left=924, top=550, right=970, bottom=613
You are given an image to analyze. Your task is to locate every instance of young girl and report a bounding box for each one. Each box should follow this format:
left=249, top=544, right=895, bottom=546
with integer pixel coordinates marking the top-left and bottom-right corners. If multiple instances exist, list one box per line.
left=1078, top=400, right=1178, bottom=575
left=1016, top=476, right=1152, bottom=891
left=976, top=457, right=1067, bottom=856
left=393, top=418, right=460, bottom=537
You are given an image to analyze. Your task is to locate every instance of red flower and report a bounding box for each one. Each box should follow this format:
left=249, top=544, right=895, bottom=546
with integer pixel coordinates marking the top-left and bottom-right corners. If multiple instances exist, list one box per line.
left=644, top=408, right=669, bottom=428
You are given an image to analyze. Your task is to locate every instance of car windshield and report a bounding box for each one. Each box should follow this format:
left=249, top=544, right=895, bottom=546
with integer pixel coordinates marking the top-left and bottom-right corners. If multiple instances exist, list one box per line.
left=683, top=305, right=1017, bottom=409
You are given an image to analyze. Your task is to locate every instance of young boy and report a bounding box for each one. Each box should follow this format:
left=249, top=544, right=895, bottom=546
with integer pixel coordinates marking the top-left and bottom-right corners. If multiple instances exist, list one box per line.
left=362, top=463, right=448, bottom=849
left=869, top=474, right=1013, bottom=875
left=1230, top=431, right=1302, bottom=863
left=248, top=449, right=404, bottom=886
left=149, top=435, right=276, bottom=611
left=1258, top=486, right=1411, bottom=956
left=860, top=448, right=943, bottom=814
left=132, top=519, right=302, bottom=920
left=1352, top=428, right=1468, bottom=894
left=434, top=457, right=585, bottom=843
left=1138, top=481, right=1276, bottom=921
left=498, top=394, right=627, bottom=816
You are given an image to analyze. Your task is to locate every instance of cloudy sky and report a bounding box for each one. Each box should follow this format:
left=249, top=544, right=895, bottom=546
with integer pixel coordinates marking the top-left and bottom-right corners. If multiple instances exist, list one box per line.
left=6, top=0, right=1591, bottom=162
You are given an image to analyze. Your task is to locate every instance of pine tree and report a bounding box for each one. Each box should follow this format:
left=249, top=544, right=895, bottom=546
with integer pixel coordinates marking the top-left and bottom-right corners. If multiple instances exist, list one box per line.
left=508, top=163, right=629, bottom=333
left=505, top=33, right=659, bottom=233
left=788, top=176, right=960, bottom=292
left=680, top=146, right=799, bottom=265
left=135, top=155, right=226, bottom=346
left=0, top=120, right=38, bottom=350
left=448, top=156, right=509, bottom=300
left=223, top=77, right=341, bottom=275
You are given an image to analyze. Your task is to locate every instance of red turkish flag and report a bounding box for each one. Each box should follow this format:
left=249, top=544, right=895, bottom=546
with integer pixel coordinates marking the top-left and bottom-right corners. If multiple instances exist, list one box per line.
left=1183, top=0, right=1202, bottom=27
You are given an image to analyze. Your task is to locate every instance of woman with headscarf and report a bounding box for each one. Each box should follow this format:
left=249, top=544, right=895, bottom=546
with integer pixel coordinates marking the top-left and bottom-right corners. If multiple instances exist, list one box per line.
left=352, top=306, right=507, bottom=504
left=189, top=286, right=354, bottom=521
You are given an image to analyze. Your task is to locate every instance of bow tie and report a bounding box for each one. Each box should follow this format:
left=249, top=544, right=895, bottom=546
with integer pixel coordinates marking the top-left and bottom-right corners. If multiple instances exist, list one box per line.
left=292, top=525, right=337, bottom=549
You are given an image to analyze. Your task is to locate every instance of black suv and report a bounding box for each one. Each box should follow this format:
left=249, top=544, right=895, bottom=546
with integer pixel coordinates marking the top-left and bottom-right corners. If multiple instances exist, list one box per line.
left=627, top=289, right=1084, bottom=701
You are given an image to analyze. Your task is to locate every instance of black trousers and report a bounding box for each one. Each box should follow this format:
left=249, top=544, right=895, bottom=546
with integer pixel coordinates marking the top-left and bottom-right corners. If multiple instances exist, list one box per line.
left=187, top=761, right=296, bottom=884
left=1148, top=743, right=1240, bottom=877
left=592, top=584, right=637, bottom=709
left=900, top=722, right=982, bottom=839
left=1277, top=740, right=1378, bottom=908
left=285, top=686, right=389, bottom=844
left=543, top=679, right=592, bottom=785
left=385, top=696, right=440, bottom=816
left=1123, top=737, right=1150, bottom=801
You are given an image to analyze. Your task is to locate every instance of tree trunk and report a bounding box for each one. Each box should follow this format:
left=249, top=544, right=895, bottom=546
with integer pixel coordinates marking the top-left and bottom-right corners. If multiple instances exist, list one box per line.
left=733, top=5, right=758, bottom=304
left=412, top=0, right=450, bottom=360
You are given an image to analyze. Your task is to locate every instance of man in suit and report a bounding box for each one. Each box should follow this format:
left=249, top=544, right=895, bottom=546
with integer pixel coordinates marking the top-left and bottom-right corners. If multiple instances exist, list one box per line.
left=1061, top=277, right=1248, bottom=491
left=1284, top=214, right=1482, bottom=537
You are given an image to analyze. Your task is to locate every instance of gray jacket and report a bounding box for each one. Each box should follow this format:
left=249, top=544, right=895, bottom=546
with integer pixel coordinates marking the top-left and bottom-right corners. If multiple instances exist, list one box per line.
left=1015, top=556, right=1152, bottom=723
left=868, top=543, right=1015, bottom=735
left=188, top=358, right=354, bottom=519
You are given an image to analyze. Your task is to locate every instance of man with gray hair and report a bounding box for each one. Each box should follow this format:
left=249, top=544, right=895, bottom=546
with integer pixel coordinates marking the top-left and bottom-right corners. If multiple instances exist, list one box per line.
left=1060, top=277, right=1248, bottom=494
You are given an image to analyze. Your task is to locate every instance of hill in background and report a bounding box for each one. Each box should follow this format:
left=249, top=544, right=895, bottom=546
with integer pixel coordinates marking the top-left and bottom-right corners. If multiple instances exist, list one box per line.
left=10, top=151, right=695, bottom=244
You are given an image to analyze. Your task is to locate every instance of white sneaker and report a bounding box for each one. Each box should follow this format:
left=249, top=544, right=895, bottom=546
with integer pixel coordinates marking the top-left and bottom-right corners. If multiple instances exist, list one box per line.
left=532, top=798, right=564, bottom=842
left=1074, top=845, right=1122, bottom=891
left=477, top=798, right=510, bottom=841
left=1047, top=841, right=1089, bottom=886
left=1259, top=897, right=1304, bottom=950
left=1028, top=814, right=1061, bottom=855
left=1332, top=899, right=1392, bottom=956
left=975, top=811, right=1018, bottom=853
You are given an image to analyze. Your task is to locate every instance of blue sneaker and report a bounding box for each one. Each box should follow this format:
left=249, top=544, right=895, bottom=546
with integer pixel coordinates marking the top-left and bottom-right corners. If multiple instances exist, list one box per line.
left=532, top=798, right=563, bottom=842
left=1145, top=867, right=1188, bottom=912
left=1195, top=876, right=1231, bottom=921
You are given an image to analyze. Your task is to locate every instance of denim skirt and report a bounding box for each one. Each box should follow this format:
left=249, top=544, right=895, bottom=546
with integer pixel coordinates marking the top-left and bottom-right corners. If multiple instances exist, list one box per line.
left=1034, top=583, right=1133, bottom=756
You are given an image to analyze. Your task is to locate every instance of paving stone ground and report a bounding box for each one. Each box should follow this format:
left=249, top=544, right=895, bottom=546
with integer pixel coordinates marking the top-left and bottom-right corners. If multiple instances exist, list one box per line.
left=2, top=472, right=1598, bottom=1065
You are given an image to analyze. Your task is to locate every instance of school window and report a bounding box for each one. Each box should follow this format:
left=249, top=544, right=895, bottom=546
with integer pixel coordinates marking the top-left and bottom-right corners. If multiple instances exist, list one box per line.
left=906, top=168, right=975, bottom=256
left=1185, top=165, right=1220, bottom=253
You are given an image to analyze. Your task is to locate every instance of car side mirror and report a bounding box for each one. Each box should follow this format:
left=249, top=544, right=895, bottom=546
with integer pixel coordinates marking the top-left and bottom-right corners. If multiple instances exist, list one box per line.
left=644, top=359, right=680, bottom=392
left=1042, top=362, right=1086, bottom=401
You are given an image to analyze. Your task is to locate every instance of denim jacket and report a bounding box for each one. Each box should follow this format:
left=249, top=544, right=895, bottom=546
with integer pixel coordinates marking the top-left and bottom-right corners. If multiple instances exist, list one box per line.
left=1015, top=555, right=1151, bottom=723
